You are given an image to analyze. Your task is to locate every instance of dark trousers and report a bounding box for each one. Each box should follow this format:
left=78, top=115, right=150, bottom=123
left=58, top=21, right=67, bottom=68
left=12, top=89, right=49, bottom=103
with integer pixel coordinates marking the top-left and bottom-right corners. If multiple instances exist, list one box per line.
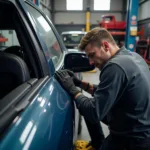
left=85, top=118, right=150, bottom=150
left=84, top=118, right=106, bottom=149
left=100, top=134, right=150, bottom=150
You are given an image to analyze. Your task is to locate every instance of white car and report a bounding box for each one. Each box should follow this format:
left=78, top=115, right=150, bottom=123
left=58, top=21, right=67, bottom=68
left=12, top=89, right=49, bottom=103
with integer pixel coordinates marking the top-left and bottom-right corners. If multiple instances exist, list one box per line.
left=61, top=31, right=86, bottom=49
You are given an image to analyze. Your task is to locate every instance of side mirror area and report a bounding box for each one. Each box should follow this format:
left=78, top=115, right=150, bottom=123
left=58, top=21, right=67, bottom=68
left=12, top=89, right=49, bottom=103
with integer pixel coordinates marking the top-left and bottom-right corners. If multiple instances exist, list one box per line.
left=64, top=52, right=95, bottom=72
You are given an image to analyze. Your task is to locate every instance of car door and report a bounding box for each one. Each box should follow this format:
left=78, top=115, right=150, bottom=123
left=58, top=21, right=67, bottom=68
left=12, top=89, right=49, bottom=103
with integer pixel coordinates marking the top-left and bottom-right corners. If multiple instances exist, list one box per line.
left=0, top=1, right=74, bottom=150
left=18, top=1, right=75, bottom=149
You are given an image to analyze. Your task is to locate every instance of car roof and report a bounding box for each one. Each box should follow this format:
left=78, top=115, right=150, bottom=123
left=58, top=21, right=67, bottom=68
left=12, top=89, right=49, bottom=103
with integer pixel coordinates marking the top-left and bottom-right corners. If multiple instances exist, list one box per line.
left=102, top=15, right=114, bottom=18
left=61, top=31, right=87, bottom=35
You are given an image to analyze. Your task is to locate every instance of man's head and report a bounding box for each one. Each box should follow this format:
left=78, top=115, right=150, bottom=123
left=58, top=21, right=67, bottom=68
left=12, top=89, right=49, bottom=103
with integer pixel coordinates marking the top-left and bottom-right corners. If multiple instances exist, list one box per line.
left=79, top=27, right=119, bottom=70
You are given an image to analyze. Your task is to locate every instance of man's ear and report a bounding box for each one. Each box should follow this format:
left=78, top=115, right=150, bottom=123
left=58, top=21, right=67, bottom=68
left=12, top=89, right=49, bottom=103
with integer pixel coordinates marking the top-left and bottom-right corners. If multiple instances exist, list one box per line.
left=102, top=41, right=109, bottom=52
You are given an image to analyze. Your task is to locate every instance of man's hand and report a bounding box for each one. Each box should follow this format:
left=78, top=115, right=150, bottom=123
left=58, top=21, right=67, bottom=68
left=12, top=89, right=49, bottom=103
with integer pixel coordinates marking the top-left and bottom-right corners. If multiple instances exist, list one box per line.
left=65, top=70, right=93, bottom=94
left=55, top=70, right=80, bottom=98
left=66, top=70, right=82, bottom=87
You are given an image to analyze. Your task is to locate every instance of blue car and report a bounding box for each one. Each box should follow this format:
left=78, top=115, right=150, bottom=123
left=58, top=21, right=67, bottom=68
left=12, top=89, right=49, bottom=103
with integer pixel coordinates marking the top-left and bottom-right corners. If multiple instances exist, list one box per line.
left=0, top=0, right=94, bottom=150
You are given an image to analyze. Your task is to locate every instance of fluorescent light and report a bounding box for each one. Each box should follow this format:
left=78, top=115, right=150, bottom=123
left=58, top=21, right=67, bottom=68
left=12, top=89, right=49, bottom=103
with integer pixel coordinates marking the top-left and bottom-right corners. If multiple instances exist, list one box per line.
left=67, top=0, right=83, bottom=10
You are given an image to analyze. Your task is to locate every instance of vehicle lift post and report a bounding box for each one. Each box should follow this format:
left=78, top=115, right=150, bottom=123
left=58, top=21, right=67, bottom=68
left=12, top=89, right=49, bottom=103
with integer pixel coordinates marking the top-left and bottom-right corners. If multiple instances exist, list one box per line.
left=86, top=7, right=97, bottom=73
left=125, top=0, right=139, bottom=52
left=86, top=7, right=90, bottom=32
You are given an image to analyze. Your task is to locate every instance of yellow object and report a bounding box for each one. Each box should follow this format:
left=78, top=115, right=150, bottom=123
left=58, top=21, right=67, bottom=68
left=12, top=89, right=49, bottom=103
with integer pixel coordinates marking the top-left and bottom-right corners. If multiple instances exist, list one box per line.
left=88, top=69, right=97, bottom=73
left=74, top=140, right=95, bottom=150
left=86, top=11, right=90, bottom=32
left=130, top=26, right=137, bottom=36
left=130, top=30, right=137, bottom=36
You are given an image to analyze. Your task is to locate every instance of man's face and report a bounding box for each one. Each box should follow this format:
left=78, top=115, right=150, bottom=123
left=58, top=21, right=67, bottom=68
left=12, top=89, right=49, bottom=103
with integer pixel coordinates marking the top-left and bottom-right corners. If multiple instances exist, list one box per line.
left=85, top=42, right=111, bottom=70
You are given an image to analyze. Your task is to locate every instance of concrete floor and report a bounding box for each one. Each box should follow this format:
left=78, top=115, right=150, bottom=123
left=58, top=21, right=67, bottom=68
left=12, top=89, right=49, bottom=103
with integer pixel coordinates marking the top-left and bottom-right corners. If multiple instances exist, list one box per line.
left=77, top=69, right=109, bottom=141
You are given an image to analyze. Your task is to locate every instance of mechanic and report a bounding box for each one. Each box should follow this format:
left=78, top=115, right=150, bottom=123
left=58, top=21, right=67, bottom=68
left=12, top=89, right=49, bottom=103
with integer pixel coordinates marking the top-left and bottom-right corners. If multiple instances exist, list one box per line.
left=67, top=70, right=105, bottom=150
left=55, top=27, right=150, bottom=150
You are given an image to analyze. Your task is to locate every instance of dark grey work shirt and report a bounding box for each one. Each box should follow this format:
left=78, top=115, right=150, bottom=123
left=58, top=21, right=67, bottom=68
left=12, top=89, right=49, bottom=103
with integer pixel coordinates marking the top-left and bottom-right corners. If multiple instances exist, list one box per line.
left=75, top=46, right=150, bottom=138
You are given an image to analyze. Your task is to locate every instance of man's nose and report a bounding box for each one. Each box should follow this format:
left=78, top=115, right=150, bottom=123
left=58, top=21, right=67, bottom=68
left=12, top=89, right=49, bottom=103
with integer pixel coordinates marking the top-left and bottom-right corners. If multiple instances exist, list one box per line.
left=89, top=59, right=94, bottom=65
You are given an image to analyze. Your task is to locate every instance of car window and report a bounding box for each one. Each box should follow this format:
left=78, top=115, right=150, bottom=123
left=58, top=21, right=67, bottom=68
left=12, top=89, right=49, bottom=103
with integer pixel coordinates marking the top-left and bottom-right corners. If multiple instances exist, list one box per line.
left=62, top=34, right=85, bottom=45
left=0, top=30, right=19, bottom=51
left=26, top=4, right=63, bottom=68
left=104, top=17, right=112, bottom=21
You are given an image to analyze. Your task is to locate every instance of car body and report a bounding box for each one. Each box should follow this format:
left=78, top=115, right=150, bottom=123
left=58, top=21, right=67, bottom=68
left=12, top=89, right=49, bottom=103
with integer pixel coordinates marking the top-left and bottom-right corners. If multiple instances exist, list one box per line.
left=99, top=15, right=126, bottom=30
left=61, top=31, right=86, bottom=50
left=0, top=0, right=93, bottom=150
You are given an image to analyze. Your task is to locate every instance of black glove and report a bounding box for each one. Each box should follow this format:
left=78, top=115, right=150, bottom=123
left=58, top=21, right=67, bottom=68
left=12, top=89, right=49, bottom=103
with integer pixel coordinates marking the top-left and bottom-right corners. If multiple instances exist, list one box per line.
left=55, top=70, right=80, bottom=97
left=66, top=70, right=82, bottom=87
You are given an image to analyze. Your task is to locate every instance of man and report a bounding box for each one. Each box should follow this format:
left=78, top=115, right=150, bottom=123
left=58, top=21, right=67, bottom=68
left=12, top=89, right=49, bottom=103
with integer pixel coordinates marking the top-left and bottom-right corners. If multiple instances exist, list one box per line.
left=67, top=70, right=105, bottom=150
left=55, top=27, right=150, bottom=150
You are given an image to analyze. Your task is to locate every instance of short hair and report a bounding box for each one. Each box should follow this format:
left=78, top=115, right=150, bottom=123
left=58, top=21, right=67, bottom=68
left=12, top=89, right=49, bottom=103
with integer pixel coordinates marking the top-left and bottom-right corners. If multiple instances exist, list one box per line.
left=79, top=27, right=116, bottom=51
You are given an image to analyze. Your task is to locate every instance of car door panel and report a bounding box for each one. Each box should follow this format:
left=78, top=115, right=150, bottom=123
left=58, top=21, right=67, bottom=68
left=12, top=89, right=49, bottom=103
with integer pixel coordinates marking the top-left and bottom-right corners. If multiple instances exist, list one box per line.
left=0, top=1, right=80, bottom=149
left=0, top=77, right=74, bottom=150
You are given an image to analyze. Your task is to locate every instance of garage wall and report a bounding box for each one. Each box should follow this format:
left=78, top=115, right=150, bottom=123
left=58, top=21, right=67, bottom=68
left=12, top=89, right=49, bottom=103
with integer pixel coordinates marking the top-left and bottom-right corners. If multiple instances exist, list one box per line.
left=138, top=0, right=150, bottom=21
left=54, top=0, right=125, bottom=34
left=138, top=0, right=150, bottom=39
left=55, top=13, right=86, bottom=24
left=55, top=0, right=123, bottom=24
left=40, top=0, right=51, bottom=18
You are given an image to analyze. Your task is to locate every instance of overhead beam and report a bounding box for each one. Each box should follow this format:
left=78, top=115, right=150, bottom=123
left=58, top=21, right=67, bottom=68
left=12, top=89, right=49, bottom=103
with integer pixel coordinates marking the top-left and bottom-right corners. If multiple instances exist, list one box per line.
left=54, top=10, right=125, bottom=13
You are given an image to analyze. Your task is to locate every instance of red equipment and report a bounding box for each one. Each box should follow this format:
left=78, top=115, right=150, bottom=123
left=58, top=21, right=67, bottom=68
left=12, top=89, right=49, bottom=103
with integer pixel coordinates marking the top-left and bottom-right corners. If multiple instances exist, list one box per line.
left=98, top=15, right=145, bottom=48
left=0, top=37, right=8, bottom=42
left=99, top=15, right=126, bottom=30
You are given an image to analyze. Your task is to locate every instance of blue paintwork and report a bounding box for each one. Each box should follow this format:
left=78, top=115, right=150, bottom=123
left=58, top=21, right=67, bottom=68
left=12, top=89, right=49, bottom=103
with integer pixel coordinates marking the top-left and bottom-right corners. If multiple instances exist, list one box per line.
left=0, top=78, right=74, bottom=150
left=125, top=0, right=139, bottom=51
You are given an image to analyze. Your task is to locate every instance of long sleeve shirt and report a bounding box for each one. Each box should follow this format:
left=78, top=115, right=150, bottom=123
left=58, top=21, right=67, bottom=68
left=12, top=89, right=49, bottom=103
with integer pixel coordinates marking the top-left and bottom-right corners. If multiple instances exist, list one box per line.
left=75, top=47, right=150, bottom=138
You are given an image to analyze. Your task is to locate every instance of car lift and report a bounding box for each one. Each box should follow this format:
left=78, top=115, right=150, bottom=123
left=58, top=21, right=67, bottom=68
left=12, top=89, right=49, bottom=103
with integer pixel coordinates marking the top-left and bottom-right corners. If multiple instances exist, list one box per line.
left=125, top=0, right=139, bottom=52
left=126, top=0, right=150, bottom=67
left=86, top=7, right=97, bottom=73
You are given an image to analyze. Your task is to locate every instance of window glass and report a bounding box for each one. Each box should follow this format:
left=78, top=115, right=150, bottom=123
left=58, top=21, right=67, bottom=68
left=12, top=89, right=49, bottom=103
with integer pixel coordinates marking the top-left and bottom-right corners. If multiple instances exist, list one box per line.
left=66, top=0, right=83, bottom=10
left=62, top=33, right=85, bottom=45
left=104, top=17, right=112, bottom=21
left=94, top=0, right=110, bottom=10
left=0, top=30, right=19, bottom=51
left=26, top=4, right=63, bottom=68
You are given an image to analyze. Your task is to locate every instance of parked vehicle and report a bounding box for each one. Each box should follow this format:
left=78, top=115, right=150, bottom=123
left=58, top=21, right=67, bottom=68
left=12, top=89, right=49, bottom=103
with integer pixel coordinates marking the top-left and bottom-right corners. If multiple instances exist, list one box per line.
left=99, top=15, right=126, bottom=30
left=61, top=31, right=86, bottom=49
left=0, top=0, right=94, bottom=150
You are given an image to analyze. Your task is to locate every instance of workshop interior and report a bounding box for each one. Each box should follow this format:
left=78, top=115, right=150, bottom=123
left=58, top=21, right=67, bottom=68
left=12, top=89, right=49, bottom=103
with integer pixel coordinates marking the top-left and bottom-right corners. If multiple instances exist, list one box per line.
left=0, top=0, right=150, bottom=150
